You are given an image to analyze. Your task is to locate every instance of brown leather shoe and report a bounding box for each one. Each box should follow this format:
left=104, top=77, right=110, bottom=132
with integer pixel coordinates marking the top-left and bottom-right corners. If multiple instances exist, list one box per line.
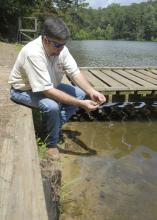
left=46, top=147, right=60, bottom=160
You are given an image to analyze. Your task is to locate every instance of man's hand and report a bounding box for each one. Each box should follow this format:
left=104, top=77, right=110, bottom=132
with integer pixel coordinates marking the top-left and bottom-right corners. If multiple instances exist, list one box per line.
left=89, top=89, right=106, bottom=104
left=73, top=73, right=106, bottom=104
left=79, top=99, right=99, bottom=112
left=43, top=88, right=99, bottom=112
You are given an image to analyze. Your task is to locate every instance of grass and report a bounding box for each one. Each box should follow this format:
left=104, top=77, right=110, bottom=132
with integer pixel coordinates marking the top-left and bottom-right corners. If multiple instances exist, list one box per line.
left=36, top=137, right=47, bottom=159
left=14, top=42, right=23, bottom=51
left=0, top=41, right=22, bottom=51
left=36, top=132, right=79, bottom=216
left=59, top=178, right=81, bottom=214
left=33, top=109, right=47, bottom=159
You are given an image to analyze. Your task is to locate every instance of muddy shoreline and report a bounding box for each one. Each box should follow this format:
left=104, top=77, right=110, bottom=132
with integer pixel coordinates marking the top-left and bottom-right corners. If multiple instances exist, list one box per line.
left=34, top=103, right=157, bottom=220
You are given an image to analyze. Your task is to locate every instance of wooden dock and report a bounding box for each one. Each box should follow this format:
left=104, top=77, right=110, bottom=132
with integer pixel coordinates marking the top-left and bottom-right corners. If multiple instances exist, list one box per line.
left=64, top=67, right=157, bottom=103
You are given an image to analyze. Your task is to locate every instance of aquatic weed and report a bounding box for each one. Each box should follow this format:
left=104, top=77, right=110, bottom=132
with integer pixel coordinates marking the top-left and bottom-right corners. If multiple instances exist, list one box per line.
left=59, top=178, right=81, bottom=214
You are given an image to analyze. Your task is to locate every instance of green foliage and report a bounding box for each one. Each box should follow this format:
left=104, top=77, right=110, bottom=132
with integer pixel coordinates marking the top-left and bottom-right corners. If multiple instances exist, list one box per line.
left=14, top=43, right=23, bottom=51
left=105, top=24, right=114, bottom=40
left=151, top=37, right=157, bottom=42
left=37, top=137, right=47, bottom=159
left=0, top=0, right=39, bottom=40
left=63, top=0, right=157, bottom=41
left=74, top=29, right=91, bottom=40
left=59, top=178, right=81, bottom=214
left=0, top=0, right=157, bottom=41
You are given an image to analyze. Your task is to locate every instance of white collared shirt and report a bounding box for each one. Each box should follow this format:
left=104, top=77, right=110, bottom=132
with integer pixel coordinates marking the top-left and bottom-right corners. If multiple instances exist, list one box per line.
left=8, top=36, right=80, bottom=92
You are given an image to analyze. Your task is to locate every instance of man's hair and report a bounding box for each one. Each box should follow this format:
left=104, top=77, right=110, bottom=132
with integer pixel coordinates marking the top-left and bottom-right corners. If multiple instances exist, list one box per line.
left=42, top=16, right=70, bottom=41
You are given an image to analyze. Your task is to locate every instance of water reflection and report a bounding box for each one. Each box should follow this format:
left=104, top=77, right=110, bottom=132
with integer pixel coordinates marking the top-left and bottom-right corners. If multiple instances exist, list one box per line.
left=68, top=40, right=157, bottom=67
left=58, top=129, right=97, bottom=156
left=61, top=121, right=157, bottom=158
left=60, top=121, right=157, bottom=220
left=60, top=40, right=157, bottom=220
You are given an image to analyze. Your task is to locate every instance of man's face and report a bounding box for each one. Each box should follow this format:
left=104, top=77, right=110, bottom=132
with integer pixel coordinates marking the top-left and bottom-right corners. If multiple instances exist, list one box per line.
left=44, top=36, right=66, bottom=56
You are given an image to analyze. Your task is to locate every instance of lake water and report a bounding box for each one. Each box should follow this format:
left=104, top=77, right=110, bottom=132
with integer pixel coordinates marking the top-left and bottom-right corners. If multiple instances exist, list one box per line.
left=68, top=40, right=157, bottom=67
left=60, top=40, right=157, bottom=220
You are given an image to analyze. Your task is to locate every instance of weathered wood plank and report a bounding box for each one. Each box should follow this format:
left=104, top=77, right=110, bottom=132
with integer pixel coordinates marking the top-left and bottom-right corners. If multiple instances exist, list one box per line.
left=101, top=69, right=142, bottom=89
left=126, top=69, right=157, bottom=86
left=0, top=105, right=48, bottom=220
left=137, top=69, right=157, bottom=80
left=113, top=69, right=156, bottom=89
left=81, top=69, right=110, bottom=89
left=137, top=90, right=152, bottom=96
left=149, top=69, right=157, bottom=75
left=0, top=64, right=48, bottom=220
left=63, top=67, right=157, bottom=94
left=80, top=66, right=157, bottom=70
left=119, top=69, right=157, bottom=88
left=90, top=69, right=127, bottom=89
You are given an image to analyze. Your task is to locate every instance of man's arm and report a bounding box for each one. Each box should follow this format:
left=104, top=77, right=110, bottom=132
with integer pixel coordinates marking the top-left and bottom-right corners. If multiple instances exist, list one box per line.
left=72, top=72, right=106, bottom=103
left=62, top=47, right=105, bottom=103
left=42, top=88, right=99, bottom=112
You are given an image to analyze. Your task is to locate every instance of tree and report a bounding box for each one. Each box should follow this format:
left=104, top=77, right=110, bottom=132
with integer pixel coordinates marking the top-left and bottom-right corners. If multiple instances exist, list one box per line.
left=142, top=5, right=157, bottom=40
left=74, top=29, right=91, bottom=39
left=0, top=0, right=157, bottom=41
left=105, top=24, right=114, bottom=39
left=0, top=0, right=39, bottom=40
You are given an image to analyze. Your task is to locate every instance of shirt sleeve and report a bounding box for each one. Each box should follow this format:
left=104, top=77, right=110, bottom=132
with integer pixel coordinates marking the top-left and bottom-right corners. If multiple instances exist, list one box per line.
left=62, top=47, right=80, bottom=79
left=23, top=55, right=54, bottom=92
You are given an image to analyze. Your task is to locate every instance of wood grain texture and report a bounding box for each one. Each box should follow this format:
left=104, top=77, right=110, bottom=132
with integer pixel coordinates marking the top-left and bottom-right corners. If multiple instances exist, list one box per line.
left=0, top=66, right=48, bottom=220
left=62, top=67, right=157, bottom=95
left=80, top=68, right=157, bottom=94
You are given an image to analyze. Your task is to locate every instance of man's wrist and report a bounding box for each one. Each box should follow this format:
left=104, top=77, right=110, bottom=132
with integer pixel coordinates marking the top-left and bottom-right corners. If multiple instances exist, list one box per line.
left=88, top=88, right=96, bottom=98
left=77, top=99, right=84, bottom=108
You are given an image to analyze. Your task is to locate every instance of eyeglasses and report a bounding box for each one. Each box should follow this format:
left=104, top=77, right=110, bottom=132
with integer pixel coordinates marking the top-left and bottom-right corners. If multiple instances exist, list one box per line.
left=48, top=39, right=66, bottom=48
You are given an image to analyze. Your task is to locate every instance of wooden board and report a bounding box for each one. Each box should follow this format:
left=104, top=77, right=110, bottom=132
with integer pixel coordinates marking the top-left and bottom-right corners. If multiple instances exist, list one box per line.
left=113, top=69, right=157, bottom=89
left=0, top=66, right=48, bottom=220
left=81, top=69, right=110, bottom=89
left=90, top=69, right=127, bottom=90
left=0, top=105, right=48, bottom=220
left=63, top=68, right=157, bottom=94
left=101, top=69, right=142, bottom=89
left=137, top=69, right=157, bottom=80
left=149, top=69, right=157, bottom=75
left=126, top=69, right=157, bottom=86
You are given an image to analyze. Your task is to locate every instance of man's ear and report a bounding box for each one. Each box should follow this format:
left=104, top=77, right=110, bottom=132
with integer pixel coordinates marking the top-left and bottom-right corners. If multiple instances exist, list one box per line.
left=43, top=35, right=48, bottom=45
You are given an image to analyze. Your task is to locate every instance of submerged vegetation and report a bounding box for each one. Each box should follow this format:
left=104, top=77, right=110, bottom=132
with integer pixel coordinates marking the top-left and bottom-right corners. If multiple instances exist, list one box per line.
left=0, top=0, right=157, bottom=41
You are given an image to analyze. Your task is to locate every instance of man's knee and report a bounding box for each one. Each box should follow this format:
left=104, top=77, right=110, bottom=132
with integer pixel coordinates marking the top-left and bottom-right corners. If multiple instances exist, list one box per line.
left=75, top=87, right=86, bottom=100
left=39, top=98, right=60, bottom=113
